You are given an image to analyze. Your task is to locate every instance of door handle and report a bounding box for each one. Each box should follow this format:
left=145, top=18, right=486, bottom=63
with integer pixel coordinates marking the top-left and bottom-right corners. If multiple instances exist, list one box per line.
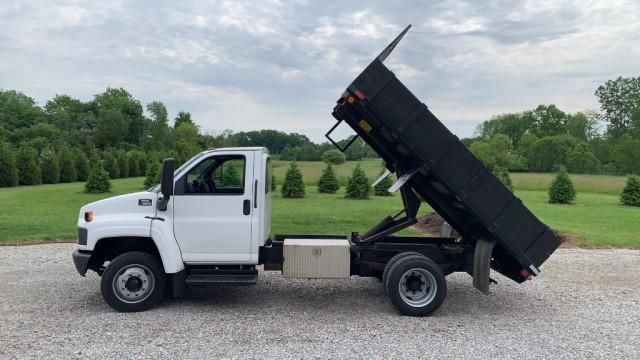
left=243, top=199, right=251, bottom=215
left=254, top=180, right=258, bottom=208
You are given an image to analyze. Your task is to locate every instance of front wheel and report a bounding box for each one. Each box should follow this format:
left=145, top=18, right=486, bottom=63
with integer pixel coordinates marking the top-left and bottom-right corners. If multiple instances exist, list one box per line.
left=101, top=252, right=166, bottom=312
left=386, top=254, right=447, bottom=316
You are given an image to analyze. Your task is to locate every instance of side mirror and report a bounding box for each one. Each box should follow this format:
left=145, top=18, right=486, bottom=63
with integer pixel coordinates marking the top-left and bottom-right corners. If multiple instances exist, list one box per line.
left=157, top=158, right=175, bottom=211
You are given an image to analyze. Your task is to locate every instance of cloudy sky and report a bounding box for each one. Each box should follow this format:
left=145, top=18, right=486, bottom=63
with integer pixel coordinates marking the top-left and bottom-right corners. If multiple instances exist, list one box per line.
left=1, top=0, right=638, bottom=142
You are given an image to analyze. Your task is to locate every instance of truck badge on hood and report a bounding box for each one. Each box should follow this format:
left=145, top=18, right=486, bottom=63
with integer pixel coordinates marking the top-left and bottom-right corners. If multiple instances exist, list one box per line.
left=138, top=199, right=152, bottom=206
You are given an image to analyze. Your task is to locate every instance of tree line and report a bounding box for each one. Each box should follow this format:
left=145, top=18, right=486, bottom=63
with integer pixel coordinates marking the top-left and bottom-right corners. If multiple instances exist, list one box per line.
left=0, top=87, right=378, bottom=187
left=464, top=76, right=640, bottom=175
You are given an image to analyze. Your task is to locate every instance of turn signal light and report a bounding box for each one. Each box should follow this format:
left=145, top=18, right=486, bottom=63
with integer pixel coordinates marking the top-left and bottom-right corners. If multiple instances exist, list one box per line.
left=347, top=96, right=355, bottom=104
left=84, top=211, right=93, bottom=222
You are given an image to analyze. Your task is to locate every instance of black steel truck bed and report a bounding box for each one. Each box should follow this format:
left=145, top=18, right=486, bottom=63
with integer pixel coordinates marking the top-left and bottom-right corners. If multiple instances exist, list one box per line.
left=330, top=30, right=560, bottom=283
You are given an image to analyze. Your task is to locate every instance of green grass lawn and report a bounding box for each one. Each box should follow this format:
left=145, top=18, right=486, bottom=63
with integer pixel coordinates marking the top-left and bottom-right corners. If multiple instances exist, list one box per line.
left=0, top=166, right=638, bottom=248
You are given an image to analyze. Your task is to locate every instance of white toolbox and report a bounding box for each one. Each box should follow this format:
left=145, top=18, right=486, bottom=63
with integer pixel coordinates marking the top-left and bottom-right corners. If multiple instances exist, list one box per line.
left=282, top=239, right=351, bottom=279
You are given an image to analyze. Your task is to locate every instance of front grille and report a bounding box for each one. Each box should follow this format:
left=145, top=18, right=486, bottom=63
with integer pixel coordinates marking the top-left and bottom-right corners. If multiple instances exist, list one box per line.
left=77, top=227, right=88, bottom=245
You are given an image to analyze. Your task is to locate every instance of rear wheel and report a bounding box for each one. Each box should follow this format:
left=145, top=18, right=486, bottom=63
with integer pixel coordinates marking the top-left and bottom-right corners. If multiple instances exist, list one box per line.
left=101, top=252, right=166, bottom=312
left=386, top=254, right=446, bottom=316
left=382, top=251, right=422, bottom=293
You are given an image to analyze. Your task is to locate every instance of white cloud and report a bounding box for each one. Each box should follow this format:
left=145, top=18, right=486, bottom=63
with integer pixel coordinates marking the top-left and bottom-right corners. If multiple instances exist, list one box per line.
left=1, top=0, right=639, bottom=141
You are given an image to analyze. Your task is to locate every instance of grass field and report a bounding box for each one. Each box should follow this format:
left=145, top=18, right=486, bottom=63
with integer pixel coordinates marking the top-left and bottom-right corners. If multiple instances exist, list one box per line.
left=0, top=162, right=638, bottom=248
left=275, top=159, right=630, bottom=195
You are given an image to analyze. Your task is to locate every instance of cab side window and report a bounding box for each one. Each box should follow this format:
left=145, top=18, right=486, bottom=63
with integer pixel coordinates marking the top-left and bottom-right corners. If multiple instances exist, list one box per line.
left=180, top=155, right=245, bottom=195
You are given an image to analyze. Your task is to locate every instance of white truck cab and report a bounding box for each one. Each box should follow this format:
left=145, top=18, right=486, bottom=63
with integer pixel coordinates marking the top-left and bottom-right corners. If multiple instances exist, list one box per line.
left=73, top=147, right=276, bottom=311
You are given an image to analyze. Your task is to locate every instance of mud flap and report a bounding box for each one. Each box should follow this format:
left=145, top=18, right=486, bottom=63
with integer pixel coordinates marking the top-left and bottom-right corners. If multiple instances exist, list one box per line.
left=473, top=239, right=496, bottom=295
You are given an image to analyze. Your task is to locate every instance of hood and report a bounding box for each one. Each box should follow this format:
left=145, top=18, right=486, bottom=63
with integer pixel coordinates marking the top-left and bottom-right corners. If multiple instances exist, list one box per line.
left=79, top=191, right=159, bottom=221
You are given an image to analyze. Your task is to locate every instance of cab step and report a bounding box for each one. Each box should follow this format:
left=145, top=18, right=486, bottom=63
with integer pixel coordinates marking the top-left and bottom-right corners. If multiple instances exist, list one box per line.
left=185, top=268, right=258, bottom=285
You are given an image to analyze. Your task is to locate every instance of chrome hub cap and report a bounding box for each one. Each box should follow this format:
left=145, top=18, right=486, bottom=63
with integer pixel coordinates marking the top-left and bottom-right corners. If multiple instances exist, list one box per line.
left=112, top=264, right=155, bottom=303
left=399, top=268, right=437, bottom=307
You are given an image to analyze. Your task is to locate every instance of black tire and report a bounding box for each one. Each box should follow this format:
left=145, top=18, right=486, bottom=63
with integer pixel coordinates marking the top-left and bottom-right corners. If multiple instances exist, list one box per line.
left=101, top=251, right=166, bottom=312
left=382, top=251, right=423, bottom=293
left=386, top=254, right=447, bottom=316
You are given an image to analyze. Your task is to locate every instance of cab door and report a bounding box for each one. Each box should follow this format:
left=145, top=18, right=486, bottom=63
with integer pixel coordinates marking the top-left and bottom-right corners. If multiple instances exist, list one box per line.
left=172, top=151, right=255, bottom=263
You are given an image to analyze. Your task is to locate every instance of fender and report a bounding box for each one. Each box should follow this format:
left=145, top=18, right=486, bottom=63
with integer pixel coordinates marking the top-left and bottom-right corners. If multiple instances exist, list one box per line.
left=150, top=218, right=184, bottom=273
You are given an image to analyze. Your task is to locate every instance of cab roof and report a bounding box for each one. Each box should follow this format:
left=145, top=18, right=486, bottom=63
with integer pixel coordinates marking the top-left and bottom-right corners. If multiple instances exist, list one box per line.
left=203, top=147, right=269, bottom=154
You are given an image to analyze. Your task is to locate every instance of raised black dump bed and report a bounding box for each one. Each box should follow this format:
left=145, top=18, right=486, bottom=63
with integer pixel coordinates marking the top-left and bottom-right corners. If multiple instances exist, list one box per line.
left=330, top=26, right=561, bottom=287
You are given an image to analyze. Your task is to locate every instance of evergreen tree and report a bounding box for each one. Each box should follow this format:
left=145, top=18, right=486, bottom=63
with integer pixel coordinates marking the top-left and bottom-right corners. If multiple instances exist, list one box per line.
left=85, top=162, right=111, bottom=193
left=0, top=143, right=18, bottom=187
left=16, top=145, right=41, bottom=185
left=621, top=176, right=640, bottom=207
left=138, top=152, right=148, bottom=175
left=74, top=149, right=89, bottom=181
left=40, top=146, right=60, bottom=184
left=492, top=165, right=513, bottom=192
left=144, top=161, right=160, bottom=188
left=117, top=150, right=129, bottom=178
left=88, top=149, right=101, bottom=169
left=127, top=151, right=140, bottom=177
left=318, top=164, right=339, bottom=193
left=58, top=145, right=77, bottom=183
left=549, top=166, right=576, bottom=204
left=345, top=164, right=370, bottom=199
left=373, top=169, right=393, bottom=196
left=281, top=161, right=305, bottom=198
left=102, top=150, right=119, bottom=179
left=221, top=164, right=241, bottom=187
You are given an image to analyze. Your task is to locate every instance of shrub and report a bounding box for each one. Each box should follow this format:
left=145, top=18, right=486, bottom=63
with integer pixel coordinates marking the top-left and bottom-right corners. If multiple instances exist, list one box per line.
left=492, top=165, right=513, bottom=192
left=16, top=145, right=41, bottom=185
left=74, top=149, right=90, bottom=181
left=58, top=145, right=77, bottom=183
left=102, top=151, right=119, bottom=178
left=144, top=161, right=160, bottom=189
left=345, top=163, right=370, bottom=199
left=549, top=166, right=576, bottom=204
left=281, top=161, right=305, bottom=198
left=40, top=146, right=60, bottom=184
left=373, top=169, right=393, bottom=196
left=318, top=164, right=339, bottom=193
left=621, top=176, right=640, bottom=207
left=322, top=149, right=346, bottom=165
left=117, top=150, right=129, bottom=178
left=0, top=143, right=18, bottom=187
left=127, top=151, right=140, bottom=177
left=85, top=162, right=111, bottom=193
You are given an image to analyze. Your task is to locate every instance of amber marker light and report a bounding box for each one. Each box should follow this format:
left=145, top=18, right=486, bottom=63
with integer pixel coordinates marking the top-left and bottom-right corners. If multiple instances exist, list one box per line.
left=347, top=96, right=355, bottom=104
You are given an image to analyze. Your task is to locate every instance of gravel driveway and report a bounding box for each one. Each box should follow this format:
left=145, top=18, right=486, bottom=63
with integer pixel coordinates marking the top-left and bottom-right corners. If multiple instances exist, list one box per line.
left=1, top=244, right=639, bottom=359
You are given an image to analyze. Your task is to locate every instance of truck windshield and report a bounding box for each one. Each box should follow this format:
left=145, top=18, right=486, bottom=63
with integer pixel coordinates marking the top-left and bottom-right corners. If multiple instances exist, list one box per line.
left=148, top=152, right=206, bottom=192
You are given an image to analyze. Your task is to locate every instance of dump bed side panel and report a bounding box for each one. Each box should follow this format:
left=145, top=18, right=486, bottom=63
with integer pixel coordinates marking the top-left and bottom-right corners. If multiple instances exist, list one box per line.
left=332, top=60, right=561, bottom=279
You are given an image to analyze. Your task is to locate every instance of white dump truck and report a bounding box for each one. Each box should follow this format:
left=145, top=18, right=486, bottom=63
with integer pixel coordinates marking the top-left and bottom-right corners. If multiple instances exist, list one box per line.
left=72, top=26, right=559, bottom=316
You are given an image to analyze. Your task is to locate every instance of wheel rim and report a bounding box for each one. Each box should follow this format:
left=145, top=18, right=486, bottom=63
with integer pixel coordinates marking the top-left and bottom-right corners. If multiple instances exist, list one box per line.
left=112, top=264, right=155, bottom=304
left=398, top=268, right=437, bottom=307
